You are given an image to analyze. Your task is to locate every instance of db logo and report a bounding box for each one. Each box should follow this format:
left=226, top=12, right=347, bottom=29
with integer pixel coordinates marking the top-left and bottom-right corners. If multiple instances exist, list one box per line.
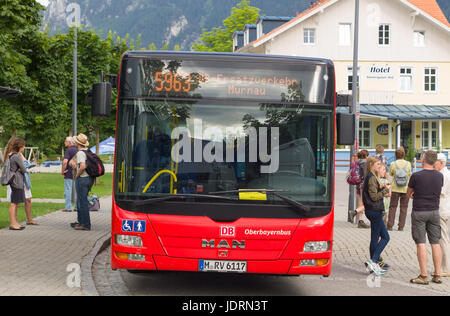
left=220, top=226, right=235, bottom=237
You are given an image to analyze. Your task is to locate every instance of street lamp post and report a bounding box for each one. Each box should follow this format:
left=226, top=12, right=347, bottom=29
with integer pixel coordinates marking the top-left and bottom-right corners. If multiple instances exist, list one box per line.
left=66, top=2, right=81, bottom=136
left=73, top=25, right=77, bottom=136
left=348, top=0, right=360, bottom=222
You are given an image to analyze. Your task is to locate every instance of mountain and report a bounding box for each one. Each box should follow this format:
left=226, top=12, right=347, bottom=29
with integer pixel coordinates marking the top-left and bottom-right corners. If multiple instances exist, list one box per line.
left=41, top=0, right=450, bottom=50
left=41, top=0, right=311, bottom=50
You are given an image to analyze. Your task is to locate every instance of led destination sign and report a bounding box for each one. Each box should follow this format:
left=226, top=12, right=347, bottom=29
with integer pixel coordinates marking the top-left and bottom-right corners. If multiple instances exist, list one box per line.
left=121, top=58, right=331, bottom=104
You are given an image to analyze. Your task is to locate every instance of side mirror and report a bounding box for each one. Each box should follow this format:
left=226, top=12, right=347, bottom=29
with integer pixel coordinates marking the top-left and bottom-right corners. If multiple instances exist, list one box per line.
left=91, top=82, right=112, bottom=117
left=336, top=113, right=355, bottom=145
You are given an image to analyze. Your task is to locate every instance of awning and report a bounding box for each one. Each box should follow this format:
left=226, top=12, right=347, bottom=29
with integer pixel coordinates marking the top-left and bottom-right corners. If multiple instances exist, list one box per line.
left=338, top=104, right=450, bottom=120
left=0, top=86, right=21, bottom=99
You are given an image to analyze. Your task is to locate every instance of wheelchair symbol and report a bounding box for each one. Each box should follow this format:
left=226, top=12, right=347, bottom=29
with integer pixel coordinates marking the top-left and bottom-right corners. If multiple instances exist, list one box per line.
left=122, top=220, right=133, bottom=232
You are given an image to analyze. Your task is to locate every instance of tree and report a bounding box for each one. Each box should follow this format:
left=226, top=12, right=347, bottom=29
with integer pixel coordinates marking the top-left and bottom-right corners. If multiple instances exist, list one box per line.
left=0, top=1, right=182, bottom=157
left=0, top=0, right=45, bottom=137
left=192, top=0, right=260, bottom=52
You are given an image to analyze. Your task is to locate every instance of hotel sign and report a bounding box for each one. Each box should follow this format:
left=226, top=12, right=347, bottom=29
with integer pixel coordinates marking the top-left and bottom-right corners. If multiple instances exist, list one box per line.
left=366, top=64, right=394, bottom=80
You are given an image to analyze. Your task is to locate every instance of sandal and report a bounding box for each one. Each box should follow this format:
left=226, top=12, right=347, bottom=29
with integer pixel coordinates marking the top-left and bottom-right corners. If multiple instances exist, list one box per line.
left=410, top=275, right=429, bottom=285
left=26, top=221, right=39, bottom=226
left=9, top=226, right=25, bottom=231
left=432, top=274, right=442, bottom=284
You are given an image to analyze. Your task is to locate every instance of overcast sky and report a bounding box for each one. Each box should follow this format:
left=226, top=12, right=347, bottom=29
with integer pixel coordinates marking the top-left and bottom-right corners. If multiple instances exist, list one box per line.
left=36, top=0, right=49, bottom=6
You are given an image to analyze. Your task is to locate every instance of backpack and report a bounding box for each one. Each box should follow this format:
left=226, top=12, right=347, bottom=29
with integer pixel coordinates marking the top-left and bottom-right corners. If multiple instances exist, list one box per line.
left=0, top=154, right=16, bottom=186
left=394, top=162, right=408, bottom=187
left=84, top=150, right=105, bottom=178
left=346, top=160, right=362, bottom=185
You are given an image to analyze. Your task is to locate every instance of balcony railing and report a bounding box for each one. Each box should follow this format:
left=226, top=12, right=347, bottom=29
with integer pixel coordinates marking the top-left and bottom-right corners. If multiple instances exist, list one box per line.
left=340, top=90, right=396, bottom=105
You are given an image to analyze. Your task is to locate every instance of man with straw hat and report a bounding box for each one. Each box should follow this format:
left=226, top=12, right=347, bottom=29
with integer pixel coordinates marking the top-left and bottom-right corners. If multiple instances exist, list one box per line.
left=435, top=153, right=450, bottom=277
left=69, top=133, right=94, bottom=231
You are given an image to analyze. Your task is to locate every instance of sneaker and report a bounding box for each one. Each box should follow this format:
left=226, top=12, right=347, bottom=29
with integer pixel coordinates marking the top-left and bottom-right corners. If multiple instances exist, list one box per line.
left=431, top=274, right=442, bottom=284
left=410, top=275, right=429, bottom=285
left=70, top=222, right=80, bottom=228
left=377, top=260, right=390, bottom=270
left=358, top=220, right=370, bottom=229
left=365, top=259, right=387, bottom=276
left=349, top=210, right=358, bottom=223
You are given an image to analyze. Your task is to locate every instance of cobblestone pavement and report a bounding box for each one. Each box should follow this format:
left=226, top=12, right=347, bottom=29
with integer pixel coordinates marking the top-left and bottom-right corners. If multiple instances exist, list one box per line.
left=0, top=196, right=111, bottom=296
left=1, top=171, right=449, bottom=296
left=333, top=172, right=449, bottom=294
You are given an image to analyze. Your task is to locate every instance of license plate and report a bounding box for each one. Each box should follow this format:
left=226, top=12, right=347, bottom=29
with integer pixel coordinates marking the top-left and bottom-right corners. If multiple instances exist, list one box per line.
left=199, top=260, right=247, bottom=273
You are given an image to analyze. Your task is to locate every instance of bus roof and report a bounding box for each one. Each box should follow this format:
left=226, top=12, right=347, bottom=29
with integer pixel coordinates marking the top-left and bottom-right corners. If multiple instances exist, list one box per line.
left=123, top=51, right=334, bottom=67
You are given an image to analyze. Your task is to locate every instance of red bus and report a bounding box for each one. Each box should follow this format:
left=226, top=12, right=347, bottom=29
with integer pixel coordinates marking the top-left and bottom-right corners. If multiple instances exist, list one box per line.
left=94, top=52, right=350, bottom=276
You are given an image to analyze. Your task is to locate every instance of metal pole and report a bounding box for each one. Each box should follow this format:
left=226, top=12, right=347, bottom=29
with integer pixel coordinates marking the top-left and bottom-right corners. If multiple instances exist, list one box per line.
left=72, top=25, right=77, bottom=137
left=71, top=2, right=78, bottom=210
left=348, top=0, right=360, bottom=222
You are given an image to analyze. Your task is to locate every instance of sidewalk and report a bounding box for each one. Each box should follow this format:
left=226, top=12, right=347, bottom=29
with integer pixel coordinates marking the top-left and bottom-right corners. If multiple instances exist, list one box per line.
left=333, top=171, right=450, bottom=294
left=0, top=174, right=448, bottom=295
left=0, top=196, right=111, bottom=296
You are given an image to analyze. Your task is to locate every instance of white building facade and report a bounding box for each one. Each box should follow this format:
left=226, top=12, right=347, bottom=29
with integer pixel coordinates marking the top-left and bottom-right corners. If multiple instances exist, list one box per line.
left=237, top=0, right=450, bottom=153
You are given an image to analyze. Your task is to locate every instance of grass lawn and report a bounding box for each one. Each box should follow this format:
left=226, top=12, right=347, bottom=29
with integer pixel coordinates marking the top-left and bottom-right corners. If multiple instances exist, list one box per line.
left=0, top=202, right=65, bottom=229
left=0, top=173, right=113, bottom=199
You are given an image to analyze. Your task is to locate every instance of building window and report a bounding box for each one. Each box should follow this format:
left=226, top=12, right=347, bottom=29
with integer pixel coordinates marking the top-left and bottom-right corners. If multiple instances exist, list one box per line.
left=422, top=121, right=438, bottom=149
left=424, top=68, right=437, bottom=92
left=378, top=24, right=390, bottom=45
left=339, top=23, right=351, bottom=46
left=413, top=31, right=425, bottom=47
left=347, top=67, right=360, bottom=91
left=359, top=119, right=372, bottom=148
left=303, top=28, right=316, bottom=45
left=399, top=67, right=413, bottom=92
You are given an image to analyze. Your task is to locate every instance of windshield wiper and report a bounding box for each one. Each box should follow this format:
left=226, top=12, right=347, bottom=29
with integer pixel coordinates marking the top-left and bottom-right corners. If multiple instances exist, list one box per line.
left=128, top=194, right=238, bottom=207
left=209, top=189, right=311, bottom=213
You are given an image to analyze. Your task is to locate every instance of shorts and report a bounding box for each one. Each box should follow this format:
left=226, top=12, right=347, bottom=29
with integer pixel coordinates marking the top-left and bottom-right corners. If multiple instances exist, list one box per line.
left=411, top=210, right=441, bottom=245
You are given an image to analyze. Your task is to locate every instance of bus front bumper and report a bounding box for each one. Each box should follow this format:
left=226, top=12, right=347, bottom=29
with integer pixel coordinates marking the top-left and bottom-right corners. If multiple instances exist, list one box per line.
left=111, top=251, right=332, bottom=276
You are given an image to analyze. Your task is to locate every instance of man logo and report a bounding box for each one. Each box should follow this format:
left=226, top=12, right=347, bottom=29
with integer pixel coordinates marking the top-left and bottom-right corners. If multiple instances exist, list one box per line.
left=202, top=239, right=245, bottom=249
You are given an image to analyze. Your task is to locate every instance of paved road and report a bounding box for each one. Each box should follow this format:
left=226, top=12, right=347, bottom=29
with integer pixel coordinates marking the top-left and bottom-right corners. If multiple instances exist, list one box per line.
left=92, top=172, right=449, bottom=296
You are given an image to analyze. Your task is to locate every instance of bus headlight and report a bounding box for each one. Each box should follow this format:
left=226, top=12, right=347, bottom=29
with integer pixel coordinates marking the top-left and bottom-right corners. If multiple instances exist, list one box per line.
left=303, top=241, right=330, bottom=252
left=116, top=234, right=143, bottom=247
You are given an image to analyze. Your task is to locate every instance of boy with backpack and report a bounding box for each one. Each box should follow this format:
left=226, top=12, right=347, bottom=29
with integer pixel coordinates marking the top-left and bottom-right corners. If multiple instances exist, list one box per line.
left=348, top=149, right=370, bottom=229
left=387, top=147, right=412, bottom=231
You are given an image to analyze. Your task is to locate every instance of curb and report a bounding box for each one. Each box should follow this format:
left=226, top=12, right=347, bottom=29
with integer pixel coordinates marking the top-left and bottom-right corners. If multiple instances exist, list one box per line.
left=80, top=232, right=112, bottom=296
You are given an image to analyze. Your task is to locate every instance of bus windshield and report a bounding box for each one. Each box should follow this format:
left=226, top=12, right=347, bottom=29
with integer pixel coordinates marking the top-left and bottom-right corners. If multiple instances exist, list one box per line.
left=114, top=99, right=333, bottom=207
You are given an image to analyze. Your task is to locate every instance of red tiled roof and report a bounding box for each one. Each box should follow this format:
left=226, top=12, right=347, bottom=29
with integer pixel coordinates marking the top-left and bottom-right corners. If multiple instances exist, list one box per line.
left=238, top=0, right=449, bottom=52
left=238, top=0, right=336, bottom=51
left=407, top=0, right=450, bottom=27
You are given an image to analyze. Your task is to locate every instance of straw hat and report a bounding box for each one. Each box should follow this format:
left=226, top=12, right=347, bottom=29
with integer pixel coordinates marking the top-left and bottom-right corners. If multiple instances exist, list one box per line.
left=73, top=133, right=89, bottom=148
left=437, top=153, right=447, bottom=162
